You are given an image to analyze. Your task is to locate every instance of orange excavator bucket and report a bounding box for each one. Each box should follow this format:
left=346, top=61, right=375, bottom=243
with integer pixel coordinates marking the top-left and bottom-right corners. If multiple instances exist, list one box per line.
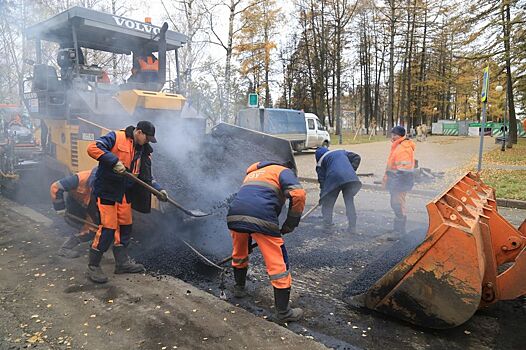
left=346, top=172, right=526, bottom=329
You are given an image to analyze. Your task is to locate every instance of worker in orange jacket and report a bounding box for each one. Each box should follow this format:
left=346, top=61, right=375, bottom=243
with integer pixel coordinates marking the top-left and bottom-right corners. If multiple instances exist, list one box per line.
left=50, top=168, right=97, bottom=258
left=131, top=51, right=159, bottom=83
left=227, top=161, right=306, bottom=323
left=86, top=121, right=167, bottom=283
left=383, top=126, right=416, bottom=234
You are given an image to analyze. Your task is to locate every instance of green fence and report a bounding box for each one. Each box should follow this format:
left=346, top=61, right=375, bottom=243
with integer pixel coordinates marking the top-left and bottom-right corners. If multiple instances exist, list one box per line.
left=442, top=123, right=459, bottom=136
left=469, top=121, right=526, bottom=138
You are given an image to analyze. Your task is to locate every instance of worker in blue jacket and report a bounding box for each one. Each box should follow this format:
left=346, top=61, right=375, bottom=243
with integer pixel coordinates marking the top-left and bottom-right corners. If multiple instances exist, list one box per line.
left=315, top=147, right=362, bottom=233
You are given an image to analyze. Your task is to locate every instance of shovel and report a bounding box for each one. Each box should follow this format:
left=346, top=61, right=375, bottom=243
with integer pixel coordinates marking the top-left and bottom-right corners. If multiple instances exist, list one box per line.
left=216, top=203, right=320, bottom=266
left=64, top=212, right=99, bottom=230
left=123, top=172, right=210, bottom=217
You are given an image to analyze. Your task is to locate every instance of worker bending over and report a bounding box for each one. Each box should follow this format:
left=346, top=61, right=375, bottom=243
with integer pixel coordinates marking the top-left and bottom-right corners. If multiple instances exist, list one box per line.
left=315, top=147, right=362, bottom=233
left=227, top=161, right=306, bottom=323
left=86, top=121, right=168, bottom=283
left=50, top=168, right=97, bottom=258
left=383, top=126, right=416, bottom=234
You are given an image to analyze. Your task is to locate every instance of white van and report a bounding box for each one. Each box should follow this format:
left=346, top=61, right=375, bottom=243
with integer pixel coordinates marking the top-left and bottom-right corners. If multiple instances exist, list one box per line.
left=305, top=113, right=330, bottom=149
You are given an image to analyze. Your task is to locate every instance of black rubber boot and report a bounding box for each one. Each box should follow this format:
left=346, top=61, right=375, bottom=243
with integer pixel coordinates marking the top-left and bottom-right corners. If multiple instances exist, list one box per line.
left=113, top=245, right=145, bottom=274
left=233, top=267, right=248, bottom=298
left=274, top=287, right=303, bottom=323
left=58, top=235, right=81, bottom=258
left=86, top=248, right=108, bottom=283
left=393, top=216, right=407, bottom=234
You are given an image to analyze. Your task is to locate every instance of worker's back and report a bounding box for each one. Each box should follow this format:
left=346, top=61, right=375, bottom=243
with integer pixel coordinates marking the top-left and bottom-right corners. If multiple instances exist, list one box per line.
left=227, top=161, right=303, bottom=236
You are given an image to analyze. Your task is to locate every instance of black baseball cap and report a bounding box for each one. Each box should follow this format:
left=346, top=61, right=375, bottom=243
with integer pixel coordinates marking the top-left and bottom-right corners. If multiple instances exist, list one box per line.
left=136, top=121, right=157, bottom=143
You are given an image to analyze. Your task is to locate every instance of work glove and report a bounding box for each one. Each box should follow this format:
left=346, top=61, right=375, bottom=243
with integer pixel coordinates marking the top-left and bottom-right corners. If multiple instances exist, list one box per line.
left=280, top=214, right=301, bottom=234
left=55, top=209, right=66, bottom=216
left=113, top=161, right=126, bottom=174
left=157, top=189, right=168, bottom=202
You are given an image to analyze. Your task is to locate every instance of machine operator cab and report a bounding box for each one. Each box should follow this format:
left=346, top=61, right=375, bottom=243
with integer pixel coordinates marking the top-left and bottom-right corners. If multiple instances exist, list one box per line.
left=23, top=6, right=187, bottom=121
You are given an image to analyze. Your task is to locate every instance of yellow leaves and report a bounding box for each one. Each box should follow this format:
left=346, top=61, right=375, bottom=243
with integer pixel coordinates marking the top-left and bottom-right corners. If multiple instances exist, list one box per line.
left=234, top=0, right=281, bottom=79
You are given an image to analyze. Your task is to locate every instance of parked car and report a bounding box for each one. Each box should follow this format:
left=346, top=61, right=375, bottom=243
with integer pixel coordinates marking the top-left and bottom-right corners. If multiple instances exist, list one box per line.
left=305, top=112, right=330, bottom=149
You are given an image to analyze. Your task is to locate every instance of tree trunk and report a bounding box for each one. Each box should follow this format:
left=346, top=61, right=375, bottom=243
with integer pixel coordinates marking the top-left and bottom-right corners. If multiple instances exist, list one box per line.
left=503, top=2, right=517, bottom=144
left=387, top=0, right=396, bottom=134
left=224, top=0, right=236, bottom=121
left=415, top=1, right=427, bottom=125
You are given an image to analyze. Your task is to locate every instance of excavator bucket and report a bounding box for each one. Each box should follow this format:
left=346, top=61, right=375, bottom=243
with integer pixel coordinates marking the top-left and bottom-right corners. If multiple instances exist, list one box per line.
left=346, top=172, right=526, bottom=329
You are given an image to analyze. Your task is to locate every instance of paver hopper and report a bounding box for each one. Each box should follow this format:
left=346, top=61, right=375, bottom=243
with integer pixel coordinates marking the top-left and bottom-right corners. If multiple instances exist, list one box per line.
left=349, top=172, right=526, bottom=329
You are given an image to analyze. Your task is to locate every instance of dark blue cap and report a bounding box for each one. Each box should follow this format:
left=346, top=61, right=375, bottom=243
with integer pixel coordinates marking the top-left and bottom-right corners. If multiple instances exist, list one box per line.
left=391, top=126, right=406, bottom=137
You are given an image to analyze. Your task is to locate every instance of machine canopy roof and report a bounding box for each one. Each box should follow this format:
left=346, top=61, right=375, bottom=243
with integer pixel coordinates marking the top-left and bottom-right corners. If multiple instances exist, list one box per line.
left=26, top=6, right=187, bottom=54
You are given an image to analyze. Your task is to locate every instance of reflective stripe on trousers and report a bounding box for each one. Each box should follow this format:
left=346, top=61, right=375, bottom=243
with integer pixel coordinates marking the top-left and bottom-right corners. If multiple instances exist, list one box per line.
left=230, top=231, right=291, bottom=289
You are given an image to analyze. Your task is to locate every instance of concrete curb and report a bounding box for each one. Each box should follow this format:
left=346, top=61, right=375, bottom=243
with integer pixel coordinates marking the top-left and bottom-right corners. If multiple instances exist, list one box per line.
left=300, top=176, right=526, bottom=210
left=497, top=198, right=526, bottom=210
left=299, top=177, right=438, bottom=198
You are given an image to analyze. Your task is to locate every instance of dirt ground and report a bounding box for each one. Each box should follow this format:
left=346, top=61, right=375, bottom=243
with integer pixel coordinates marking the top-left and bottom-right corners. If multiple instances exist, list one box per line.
left=0, top=197, right=327, bottom=350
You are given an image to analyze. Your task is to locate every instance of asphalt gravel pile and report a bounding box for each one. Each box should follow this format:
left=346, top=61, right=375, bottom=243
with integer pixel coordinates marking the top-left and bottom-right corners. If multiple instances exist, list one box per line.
left=342, top=229, right=427, bottom=298
left=130, top=127, right=291, bottom=274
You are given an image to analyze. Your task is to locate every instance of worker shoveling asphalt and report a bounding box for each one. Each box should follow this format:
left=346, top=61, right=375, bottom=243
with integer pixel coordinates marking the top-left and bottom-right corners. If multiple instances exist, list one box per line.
left=217, top=202, right=320, bottom=266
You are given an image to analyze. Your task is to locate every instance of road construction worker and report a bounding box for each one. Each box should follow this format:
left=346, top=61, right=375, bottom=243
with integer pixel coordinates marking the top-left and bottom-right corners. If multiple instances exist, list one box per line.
left=86, top=121, right=168, bottom=283
left=315, top=147, right=362, bottom=233
left=383, top=126, right=416, bottom=234
left=131, top=52, right=159, bottom=83
left=50, top=168, right=97, bottom=258
left=227, top=161, right=306, bottom=323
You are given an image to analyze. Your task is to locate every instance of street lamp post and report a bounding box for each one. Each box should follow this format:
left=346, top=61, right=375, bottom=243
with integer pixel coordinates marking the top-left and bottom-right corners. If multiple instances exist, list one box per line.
left=477, top=67, right=490, bottom=172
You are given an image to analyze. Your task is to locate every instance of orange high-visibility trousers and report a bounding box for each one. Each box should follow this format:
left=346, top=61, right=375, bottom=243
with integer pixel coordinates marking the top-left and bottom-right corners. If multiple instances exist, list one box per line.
left=231, top=231, right=291, bottom=289
left=91, top=197, right=133, bottom=252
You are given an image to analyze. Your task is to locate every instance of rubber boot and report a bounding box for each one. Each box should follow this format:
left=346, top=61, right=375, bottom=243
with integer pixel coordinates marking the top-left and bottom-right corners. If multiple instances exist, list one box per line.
left=86, top=248, right=108, bottom=284
left=58, top=235, right=81, bottom=258
left=274, top=287, right=303, bottom=323
left=113, top=245, right=145, bottom=274
left=393, top=216, right=407, bottom=234
left=347, top=225, right=357, bottom=234
left=233, top=267, right=248, bottom=298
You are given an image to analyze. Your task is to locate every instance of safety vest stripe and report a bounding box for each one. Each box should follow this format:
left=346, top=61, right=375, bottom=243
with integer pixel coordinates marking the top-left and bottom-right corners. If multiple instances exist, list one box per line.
left=269, top=270, right=290, bottom=281
left=242, top=181, right=280, bottom=193
left=241, top=181, right=285, bottom=203
left=316, top=149, right=338, bottom=167
left=227, top=215, right=280, bottom=232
